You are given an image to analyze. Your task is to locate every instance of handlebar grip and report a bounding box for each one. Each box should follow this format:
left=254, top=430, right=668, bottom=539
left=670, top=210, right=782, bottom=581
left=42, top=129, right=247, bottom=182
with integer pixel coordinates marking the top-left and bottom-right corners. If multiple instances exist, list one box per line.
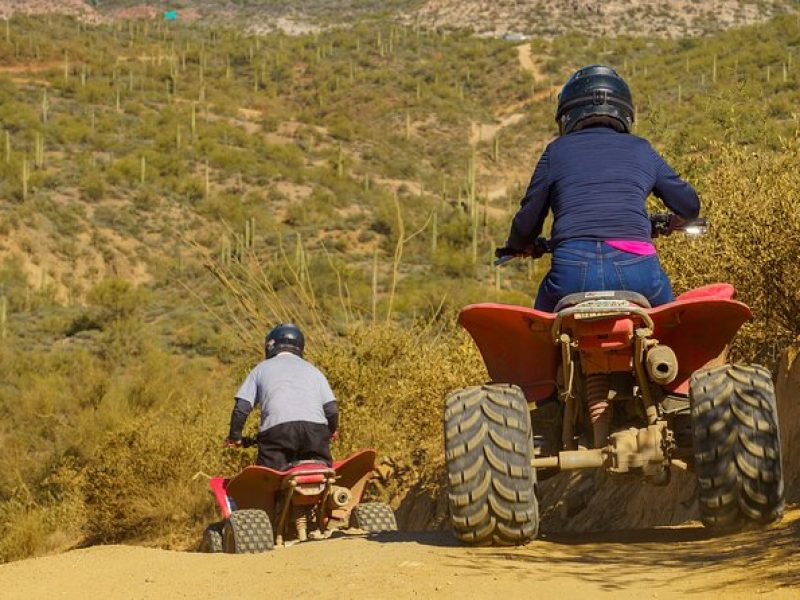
left=494, top=255, right=518, bottom=267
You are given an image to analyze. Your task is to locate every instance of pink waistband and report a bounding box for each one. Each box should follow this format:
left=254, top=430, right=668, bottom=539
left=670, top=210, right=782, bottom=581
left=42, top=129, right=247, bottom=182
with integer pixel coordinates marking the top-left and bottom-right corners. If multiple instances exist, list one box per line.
left=604, top=240, right=657, bottom=256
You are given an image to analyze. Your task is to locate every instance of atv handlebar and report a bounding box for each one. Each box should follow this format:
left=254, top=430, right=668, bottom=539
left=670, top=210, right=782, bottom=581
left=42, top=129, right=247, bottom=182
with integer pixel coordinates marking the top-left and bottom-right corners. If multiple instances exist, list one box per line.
left=649, top=213, right=708, bottom=237
left=494, top=213, right=707, bottom=266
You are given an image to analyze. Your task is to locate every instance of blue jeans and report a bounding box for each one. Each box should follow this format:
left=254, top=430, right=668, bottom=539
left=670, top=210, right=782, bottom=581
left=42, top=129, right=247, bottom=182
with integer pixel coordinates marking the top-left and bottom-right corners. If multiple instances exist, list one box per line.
left=534, top=240, right=674, bottom=312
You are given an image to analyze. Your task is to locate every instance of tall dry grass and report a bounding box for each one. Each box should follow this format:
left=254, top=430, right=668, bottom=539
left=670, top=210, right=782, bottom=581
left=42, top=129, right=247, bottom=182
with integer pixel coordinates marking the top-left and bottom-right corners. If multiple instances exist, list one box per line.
left=659, top=138, right=800, bottom=367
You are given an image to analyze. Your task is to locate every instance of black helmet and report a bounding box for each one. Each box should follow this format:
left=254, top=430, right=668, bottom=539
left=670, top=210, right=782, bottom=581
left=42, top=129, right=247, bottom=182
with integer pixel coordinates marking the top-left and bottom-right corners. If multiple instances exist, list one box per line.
left=555, top=65, right=634, bottom=135
left=265, top=323, right=305, bottom=359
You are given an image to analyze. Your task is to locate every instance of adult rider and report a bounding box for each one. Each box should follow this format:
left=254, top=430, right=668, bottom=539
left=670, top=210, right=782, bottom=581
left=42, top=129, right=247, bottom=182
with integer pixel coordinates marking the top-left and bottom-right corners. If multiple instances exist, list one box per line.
left=497, top=65, right=701, bottom=313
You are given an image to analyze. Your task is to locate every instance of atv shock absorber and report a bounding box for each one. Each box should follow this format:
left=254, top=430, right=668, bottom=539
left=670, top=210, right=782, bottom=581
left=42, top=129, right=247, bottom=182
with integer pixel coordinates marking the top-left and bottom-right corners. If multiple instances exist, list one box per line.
left=294, top=505, right=309, bottom=542
left=586, top=373, right=612, bottom=447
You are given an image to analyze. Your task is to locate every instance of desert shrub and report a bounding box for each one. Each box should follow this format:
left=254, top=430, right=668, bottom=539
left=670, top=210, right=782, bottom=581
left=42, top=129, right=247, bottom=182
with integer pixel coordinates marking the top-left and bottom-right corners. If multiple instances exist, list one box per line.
left=87, top=278, right=146, bottom=323
left=79, top=172, right=106, bottom=202
left=81, top=404, right=232, bottom=544
left=659, top=139, right=800, bottom=367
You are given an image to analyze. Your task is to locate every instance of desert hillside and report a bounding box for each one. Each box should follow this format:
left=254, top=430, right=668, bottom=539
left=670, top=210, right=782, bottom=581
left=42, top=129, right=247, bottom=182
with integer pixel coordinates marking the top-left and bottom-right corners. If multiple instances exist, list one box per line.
left=0, top=5, right=797, bottom=593
left=0, top=1, right=795, bottom=37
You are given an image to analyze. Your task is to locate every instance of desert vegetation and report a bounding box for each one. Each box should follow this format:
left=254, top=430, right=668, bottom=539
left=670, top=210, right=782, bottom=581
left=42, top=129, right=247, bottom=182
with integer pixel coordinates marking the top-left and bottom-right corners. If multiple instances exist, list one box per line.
left=0, top=9, right=799, bottom=563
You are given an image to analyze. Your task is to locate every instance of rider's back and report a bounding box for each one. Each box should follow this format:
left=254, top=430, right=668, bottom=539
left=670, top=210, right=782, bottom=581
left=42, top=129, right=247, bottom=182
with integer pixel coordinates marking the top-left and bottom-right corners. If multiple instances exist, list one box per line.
left=545, top=127, right=698, bottom=246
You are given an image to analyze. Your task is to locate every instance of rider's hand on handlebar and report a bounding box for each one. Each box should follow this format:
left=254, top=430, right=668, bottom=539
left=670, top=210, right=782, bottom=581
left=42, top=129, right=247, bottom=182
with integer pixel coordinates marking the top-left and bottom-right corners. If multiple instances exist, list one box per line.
left=494, top=246, right=527, bottom=259
left=223, top=438, right=242, bottom=449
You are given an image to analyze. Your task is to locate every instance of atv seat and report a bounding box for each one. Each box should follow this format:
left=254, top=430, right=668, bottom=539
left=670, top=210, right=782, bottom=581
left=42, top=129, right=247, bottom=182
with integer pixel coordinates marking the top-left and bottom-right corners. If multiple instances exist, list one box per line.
left=554, top=290, right=651, bottom=313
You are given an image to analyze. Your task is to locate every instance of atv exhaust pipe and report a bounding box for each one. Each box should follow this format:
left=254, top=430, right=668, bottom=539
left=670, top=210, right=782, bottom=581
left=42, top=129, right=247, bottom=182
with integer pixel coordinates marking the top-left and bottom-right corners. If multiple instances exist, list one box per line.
left=645, top=344, right=678, bottom=385
left=329, top=486, right=353, bottom=509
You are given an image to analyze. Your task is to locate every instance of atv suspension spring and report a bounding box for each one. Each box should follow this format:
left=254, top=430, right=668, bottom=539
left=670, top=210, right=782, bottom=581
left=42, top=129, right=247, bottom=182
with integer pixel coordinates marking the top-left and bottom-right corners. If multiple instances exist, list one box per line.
left=586, top=373, right=612, bottom=447
left=586, top=373, right=611, bottom=424
left=294, top=506, right=309, bottom=542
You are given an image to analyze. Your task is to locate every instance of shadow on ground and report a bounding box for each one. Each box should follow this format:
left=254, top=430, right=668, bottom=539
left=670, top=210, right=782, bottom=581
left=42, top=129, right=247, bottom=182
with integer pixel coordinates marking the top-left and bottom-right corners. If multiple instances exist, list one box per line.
left=470, top=511, right=799, bottom=593
left=362, top=506, right=800, bottom=594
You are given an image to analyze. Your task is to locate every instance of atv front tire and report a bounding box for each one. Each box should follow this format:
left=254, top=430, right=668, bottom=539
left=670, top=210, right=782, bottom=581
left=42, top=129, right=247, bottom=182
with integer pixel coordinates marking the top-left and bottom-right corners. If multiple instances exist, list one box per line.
left=222, top=509, right=275, bottom=553
left=690, top=364, right=784, bottom=532
left=444, top=384, right=539, bottom=546
left=350, top=502, right=398, bottom=532
left=199, top=522, right=224, bottom=553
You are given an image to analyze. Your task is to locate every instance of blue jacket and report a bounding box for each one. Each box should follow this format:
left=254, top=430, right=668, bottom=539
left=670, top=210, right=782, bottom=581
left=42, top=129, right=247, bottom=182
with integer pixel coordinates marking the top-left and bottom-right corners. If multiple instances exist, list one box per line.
left=506, top=127, right=700, bottom=249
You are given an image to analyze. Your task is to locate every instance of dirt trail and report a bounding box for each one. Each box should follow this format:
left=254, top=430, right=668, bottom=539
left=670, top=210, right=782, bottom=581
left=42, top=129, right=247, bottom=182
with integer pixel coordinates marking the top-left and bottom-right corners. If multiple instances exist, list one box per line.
left=1, top=508, right=798, bottom=599
left=473, top=43, right=561, bottom=203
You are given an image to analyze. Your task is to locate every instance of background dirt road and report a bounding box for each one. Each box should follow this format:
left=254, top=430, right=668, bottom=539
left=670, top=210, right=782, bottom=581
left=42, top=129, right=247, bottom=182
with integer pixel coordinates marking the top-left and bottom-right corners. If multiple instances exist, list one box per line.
left=2, top=508, right=797, bottom=599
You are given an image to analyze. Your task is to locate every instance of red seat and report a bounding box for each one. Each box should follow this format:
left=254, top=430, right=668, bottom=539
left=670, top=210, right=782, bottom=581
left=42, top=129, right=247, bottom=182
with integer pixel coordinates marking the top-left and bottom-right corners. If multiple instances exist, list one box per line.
left=284, top=462, right=329, bottom=474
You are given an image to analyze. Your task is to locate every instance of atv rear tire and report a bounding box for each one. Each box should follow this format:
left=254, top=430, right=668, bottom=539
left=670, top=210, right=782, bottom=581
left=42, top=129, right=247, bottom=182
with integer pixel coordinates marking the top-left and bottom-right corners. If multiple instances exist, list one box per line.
left=222, top=509, right=274, bottom=553
left=199, top=522, right=223, bottom=553
left=350, top=502, right=398, bottom=532
left=444, top=384, right=538, bottom=546
left=690, top=364, right=784, bottom=532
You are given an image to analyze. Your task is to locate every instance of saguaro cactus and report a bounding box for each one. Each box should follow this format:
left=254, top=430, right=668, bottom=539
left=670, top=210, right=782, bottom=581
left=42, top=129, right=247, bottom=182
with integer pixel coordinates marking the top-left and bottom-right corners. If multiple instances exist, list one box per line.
left=431, top=209, right=438, bottom=256
left=0, top=292, right=6, bottom=341
left=336, top=146, right=344, bottom=178
left=21, top=157, right=29, bottom=200
left=41, top=89, right=49, bottom=123
left=34, top=132, right=44, bottom=168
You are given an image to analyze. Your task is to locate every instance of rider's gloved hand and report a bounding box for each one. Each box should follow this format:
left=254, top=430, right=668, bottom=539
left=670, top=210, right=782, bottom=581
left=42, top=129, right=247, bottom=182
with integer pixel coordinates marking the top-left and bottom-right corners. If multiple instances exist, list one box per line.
left=223, top=437, right=242, bottom=449
left=494, top=246, right=514, bottom=259
left=495, top=246, right=526, bottom=259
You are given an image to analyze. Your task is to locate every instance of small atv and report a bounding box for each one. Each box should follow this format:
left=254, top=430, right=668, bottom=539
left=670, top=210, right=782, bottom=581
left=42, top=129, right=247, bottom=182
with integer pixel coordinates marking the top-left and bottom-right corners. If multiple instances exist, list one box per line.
left=444, top=214, right=784, bottom=545
left=199, top=439, right=397, bottom=553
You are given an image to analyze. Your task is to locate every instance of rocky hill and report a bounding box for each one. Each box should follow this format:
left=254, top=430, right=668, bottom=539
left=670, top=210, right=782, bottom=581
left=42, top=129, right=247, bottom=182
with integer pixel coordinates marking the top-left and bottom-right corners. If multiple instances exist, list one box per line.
left=409, top=0, right=798, bottom=37
left=0, top=0, right=101, bottom=21
left=0, top=1, right=795, bottom=37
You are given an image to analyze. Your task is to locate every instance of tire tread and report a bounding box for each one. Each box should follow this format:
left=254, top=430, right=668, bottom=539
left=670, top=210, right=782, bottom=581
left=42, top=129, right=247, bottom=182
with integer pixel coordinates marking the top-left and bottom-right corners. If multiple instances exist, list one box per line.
left=690, top=364, right=784, bottom=533
left=444, top=384, right=539, bottom=546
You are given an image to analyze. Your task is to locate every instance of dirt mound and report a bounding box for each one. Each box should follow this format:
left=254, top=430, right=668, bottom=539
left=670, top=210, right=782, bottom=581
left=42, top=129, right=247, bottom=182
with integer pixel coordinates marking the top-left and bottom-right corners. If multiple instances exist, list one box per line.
left=777, top=346, right=800, bottom=501
left=2, top=510, right=799, bottom=599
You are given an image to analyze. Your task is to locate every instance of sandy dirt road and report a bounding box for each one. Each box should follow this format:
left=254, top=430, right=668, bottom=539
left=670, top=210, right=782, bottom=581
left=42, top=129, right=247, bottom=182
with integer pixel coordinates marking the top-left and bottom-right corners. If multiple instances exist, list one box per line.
left=2, top=508, right=798, bottom=599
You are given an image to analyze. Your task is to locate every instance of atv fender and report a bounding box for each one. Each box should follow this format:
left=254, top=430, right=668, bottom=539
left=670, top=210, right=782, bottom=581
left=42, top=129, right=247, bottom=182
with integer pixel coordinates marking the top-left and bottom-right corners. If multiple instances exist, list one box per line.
left=459, top=284, right=752, bottom=401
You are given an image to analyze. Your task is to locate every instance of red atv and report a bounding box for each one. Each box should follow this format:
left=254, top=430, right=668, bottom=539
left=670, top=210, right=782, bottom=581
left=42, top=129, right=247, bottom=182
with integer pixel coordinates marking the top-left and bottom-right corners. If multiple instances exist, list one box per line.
left=444, top=214, right=784, bottom=545
left=199, top=439, right=397, bottom=553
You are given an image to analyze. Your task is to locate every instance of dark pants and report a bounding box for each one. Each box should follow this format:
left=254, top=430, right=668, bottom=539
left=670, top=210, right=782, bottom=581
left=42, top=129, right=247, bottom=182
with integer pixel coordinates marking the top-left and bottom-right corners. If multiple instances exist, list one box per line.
left=256, top=421, right=332, bottom=471
left=535, top=240, right=674, bottom=312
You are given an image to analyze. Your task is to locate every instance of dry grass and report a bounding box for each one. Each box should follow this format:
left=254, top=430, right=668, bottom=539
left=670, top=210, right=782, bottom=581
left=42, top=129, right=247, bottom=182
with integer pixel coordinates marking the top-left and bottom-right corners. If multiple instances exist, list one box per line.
left=659, top=138, right=800, bottom=368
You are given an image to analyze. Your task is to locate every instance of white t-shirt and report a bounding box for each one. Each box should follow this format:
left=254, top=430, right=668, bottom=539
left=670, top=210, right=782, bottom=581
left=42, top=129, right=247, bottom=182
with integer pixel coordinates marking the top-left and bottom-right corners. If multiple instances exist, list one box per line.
left=235, top=353, right=336, bottom=432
